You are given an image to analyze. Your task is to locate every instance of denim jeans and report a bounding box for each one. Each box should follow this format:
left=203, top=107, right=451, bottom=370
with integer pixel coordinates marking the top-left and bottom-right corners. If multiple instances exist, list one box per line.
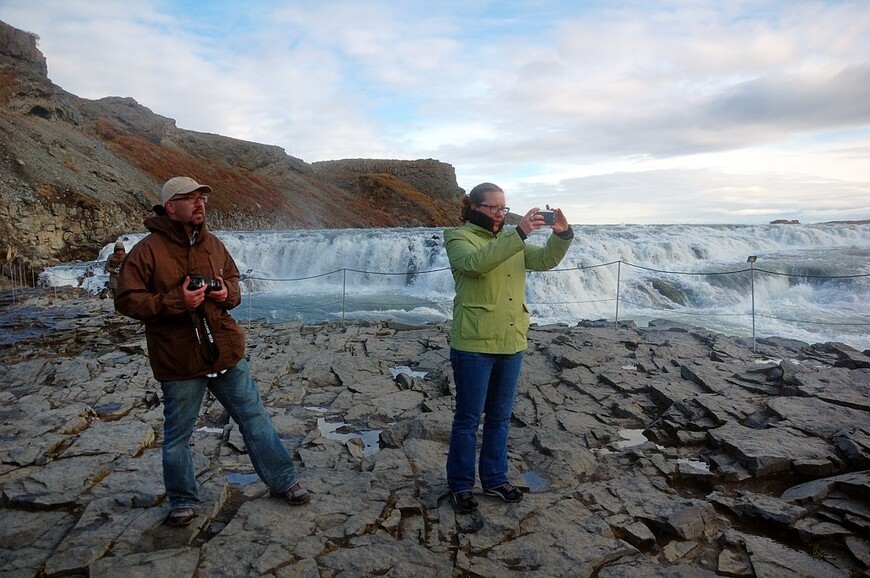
left=446, top=348, right=524, bottom=493
left=160, top=358, right=298, bottom=509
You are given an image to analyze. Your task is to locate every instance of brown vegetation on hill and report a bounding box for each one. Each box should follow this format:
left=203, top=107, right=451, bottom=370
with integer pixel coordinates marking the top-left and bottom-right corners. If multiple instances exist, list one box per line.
left=94, top=119, right=291, bottom=215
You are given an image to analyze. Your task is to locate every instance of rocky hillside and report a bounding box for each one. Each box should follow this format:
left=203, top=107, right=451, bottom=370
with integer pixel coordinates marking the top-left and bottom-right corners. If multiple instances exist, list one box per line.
left=0, top=20, right=464, bottom=281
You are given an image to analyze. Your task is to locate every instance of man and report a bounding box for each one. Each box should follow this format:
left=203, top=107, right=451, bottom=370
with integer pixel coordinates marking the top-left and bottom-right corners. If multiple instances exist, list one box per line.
left=116, top=176, right=309, bottom=527
left=104, top=241, right=125, bottom=299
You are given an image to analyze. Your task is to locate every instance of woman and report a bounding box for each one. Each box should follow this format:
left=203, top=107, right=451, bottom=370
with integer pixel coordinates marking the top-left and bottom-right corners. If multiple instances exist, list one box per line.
left=444, top=182, right=573, bottom=513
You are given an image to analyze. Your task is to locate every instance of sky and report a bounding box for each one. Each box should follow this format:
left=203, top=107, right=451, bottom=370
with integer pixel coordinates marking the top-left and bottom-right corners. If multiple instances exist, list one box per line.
left=2, top=0, right=869, bottom=224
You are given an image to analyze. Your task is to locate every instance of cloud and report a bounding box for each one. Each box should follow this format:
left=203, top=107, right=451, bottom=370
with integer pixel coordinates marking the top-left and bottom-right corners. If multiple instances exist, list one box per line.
left=1, top=0, right=868, bottom=223
left=521, top=168, right=870, bottom=224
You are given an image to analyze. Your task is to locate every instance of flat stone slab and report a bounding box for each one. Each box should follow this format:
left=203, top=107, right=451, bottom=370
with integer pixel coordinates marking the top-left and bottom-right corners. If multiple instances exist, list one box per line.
left=707, top=421, right=840, bottom=476
left=0, top=295, right=867, bottom=577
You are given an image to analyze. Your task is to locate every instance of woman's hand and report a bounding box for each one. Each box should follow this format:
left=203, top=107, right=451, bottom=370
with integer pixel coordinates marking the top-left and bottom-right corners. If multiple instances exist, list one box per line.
left=548, top=205, right=570, bottom=234
left=518, top=207, right=545, bottom=236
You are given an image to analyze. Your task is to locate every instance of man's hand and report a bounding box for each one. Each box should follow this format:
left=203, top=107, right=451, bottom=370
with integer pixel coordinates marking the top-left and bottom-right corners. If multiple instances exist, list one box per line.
left=206, top=276, right=229, bottom=302
left=183, top=276, right=207, bottom=310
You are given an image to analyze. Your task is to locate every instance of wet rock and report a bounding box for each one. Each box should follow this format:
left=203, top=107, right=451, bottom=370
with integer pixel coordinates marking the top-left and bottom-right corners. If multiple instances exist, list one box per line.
left=722, top=529, right=849, bottom=577
left=0, top=510, right=78, bottom=577
left=64, top=419, right=155, bottom=459
left=781, top=471, right=870, bottom=504
left=707, top=421, right=840, bottom=476
left=89, top=547, right=200, bottom=578
left=3, top=455, right=117, bottom=507
left=0, top=295, right=867, bottom=577
left=709, top=490, right=807, bottom=525
left=717, top=542, right=753, bottom=576
left=810, top=342, right=870, bottom=370
left=616, top=520, right=657, bottom=550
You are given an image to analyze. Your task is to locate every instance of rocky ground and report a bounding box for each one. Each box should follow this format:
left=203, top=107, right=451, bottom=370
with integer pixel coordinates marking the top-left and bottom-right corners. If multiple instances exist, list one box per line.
left=1, top=290, right=868, bottom=577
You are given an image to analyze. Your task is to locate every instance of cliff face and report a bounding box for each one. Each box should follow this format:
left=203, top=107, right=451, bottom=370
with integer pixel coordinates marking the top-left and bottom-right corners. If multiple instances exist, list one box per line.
left=0, top=20, right=464, bottom=278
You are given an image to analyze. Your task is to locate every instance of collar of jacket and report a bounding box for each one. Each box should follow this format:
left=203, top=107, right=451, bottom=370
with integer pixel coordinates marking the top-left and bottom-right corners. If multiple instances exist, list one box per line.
left=464, top=221, right=502, bottom=239
left=467, top=208, right=499, bottom=234
left=143, top=215, right=208, bottom=246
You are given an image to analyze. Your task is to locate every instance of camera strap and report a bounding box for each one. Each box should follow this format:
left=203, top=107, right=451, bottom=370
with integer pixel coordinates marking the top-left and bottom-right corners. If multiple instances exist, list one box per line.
left=192, top=309, right=220, bottom=365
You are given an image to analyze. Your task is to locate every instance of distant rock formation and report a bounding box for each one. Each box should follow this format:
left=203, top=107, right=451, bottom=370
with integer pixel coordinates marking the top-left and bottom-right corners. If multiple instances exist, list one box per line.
left=770, top=219, right=800, bottom=225
left=0, top=20, right=464, bottom=282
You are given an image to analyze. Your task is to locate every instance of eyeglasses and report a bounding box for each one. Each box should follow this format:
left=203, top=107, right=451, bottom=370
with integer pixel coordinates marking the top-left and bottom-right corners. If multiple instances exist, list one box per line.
left=171, top=195, right=208, bottom=205
left=478, top=203, right=510, bottom=215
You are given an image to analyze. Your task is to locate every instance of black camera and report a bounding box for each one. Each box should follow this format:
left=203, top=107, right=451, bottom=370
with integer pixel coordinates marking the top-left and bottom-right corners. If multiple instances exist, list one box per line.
left=536, top=210, right=555, bottom=225
left=187, top=274, right=222, bottom=293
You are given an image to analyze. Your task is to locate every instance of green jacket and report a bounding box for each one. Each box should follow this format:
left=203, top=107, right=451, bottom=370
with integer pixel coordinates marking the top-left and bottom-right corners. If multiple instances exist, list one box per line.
left=444, top=223, right=573, bottom=354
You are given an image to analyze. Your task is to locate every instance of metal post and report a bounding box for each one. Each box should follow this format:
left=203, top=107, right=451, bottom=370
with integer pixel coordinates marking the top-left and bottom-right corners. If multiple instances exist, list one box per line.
left=341, top=269, right=347, bottom=323
left=245, top=269, right=254, bottom=334
left=11, top=263, right=17, bottom=304
left=615, top=260, right=621, bottom=326
left=747, top=256, right=757, bottom=352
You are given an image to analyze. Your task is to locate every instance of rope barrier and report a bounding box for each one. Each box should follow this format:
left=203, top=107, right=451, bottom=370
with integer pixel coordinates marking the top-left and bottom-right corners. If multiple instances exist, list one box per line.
left=19, top=258, right=870, bottom=339
left=230, top=260, right=870, bottom=282
left=752, top=268, right=869, bottom=280
left=620, top=263, right=751, bottom=276
left=754, top=313, right=870, bottom=327
left=618, top=298, right=749, bottom=318
left=242, top=270, right=343, bottom=282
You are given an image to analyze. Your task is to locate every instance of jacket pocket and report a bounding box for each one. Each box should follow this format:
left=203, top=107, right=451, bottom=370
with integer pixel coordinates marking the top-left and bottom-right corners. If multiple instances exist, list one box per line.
left=216, top=312, right=245, bottom=361
left=459, top=303, right=496, bottom=340
left=519, top=303, right=531, bottom=334
left=146, top=322, right=199, bottom=379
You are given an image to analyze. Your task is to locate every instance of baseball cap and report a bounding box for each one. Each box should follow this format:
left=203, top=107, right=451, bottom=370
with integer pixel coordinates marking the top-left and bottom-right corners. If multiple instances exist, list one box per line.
left=159, top=176, right=212, bottom=205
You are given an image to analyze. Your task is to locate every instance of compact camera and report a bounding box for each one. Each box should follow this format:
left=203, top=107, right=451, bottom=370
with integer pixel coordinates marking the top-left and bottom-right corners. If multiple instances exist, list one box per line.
left=536, top=210, right=556, bottom=225
left=187, top=274, right=222, bottom=293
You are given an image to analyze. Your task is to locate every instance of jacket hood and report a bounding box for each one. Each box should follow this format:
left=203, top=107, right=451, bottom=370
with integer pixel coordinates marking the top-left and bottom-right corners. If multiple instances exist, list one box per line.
left=143, top=215, right=208, bottom=247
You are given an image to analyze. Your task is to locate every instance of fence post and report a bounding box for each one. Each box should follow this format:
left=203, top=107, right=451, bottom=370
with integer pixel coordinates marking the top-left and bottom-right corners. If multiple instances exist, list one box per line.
left=244, top=269, right=254, bottom=334
left=11, top=263, right=17, bottom=304
left=615, top=260, right=621, bottom=325
left=341, top=269, right=347, bottom=324
left=747, top=256, right=757, bottom=352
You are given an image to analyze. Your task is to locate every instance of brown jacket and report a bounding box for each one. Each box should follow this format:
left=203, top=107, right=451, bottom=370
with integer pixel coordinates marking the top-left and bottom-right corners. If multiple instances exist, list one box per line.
left=104, top=253, right=124, bottom=290
left=115, top=215, right=245, bottom=381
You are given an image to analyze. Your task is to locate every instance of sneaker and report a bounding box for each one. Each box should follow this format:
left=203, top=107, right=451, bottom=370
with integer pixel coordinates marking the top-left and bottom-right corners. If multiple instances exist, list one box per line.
left=283, top=482, right=311, bottom=505
left=484, top=482, right=523, bottom=503
left=451, top=490, right=478, bottom=513
left=166, top=507, right=196, bottom=527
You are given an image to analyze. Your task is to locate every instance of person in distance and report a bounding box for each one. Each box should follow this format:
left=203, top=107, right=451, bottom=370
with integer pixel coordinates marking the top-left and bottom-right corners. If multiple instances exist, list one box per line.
left=103, top=241, right=125, bottom=300
left=444, top=182, right=573, bottom=513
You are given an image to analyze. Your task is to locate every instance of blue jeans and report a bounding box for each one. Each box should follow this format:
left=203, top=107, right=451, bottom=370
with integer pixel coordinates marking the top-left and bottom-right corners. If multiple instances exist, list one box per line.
left=160, top=358, right=298, bottom=509
left=447, top=348, right=524, bottom=493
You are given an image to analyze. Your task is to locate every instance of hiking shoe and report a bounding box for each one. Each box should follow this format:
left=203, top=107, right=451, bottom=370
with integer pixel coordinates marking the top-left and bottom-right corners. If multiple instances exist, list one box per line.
left=484, top=482, right=523, bottom=503
left=166, top=507, right=196, bottom=527
left=283, top=482, right=311, bottom=505
left=451, top=491, right=479, bottom=513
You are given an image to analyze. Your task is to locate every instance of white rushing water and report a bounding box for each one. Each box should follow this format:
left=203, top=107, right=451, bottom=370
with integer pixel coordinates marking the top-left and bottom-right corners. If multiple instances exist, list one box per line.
left=41, top=223, right=870, bottom=349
